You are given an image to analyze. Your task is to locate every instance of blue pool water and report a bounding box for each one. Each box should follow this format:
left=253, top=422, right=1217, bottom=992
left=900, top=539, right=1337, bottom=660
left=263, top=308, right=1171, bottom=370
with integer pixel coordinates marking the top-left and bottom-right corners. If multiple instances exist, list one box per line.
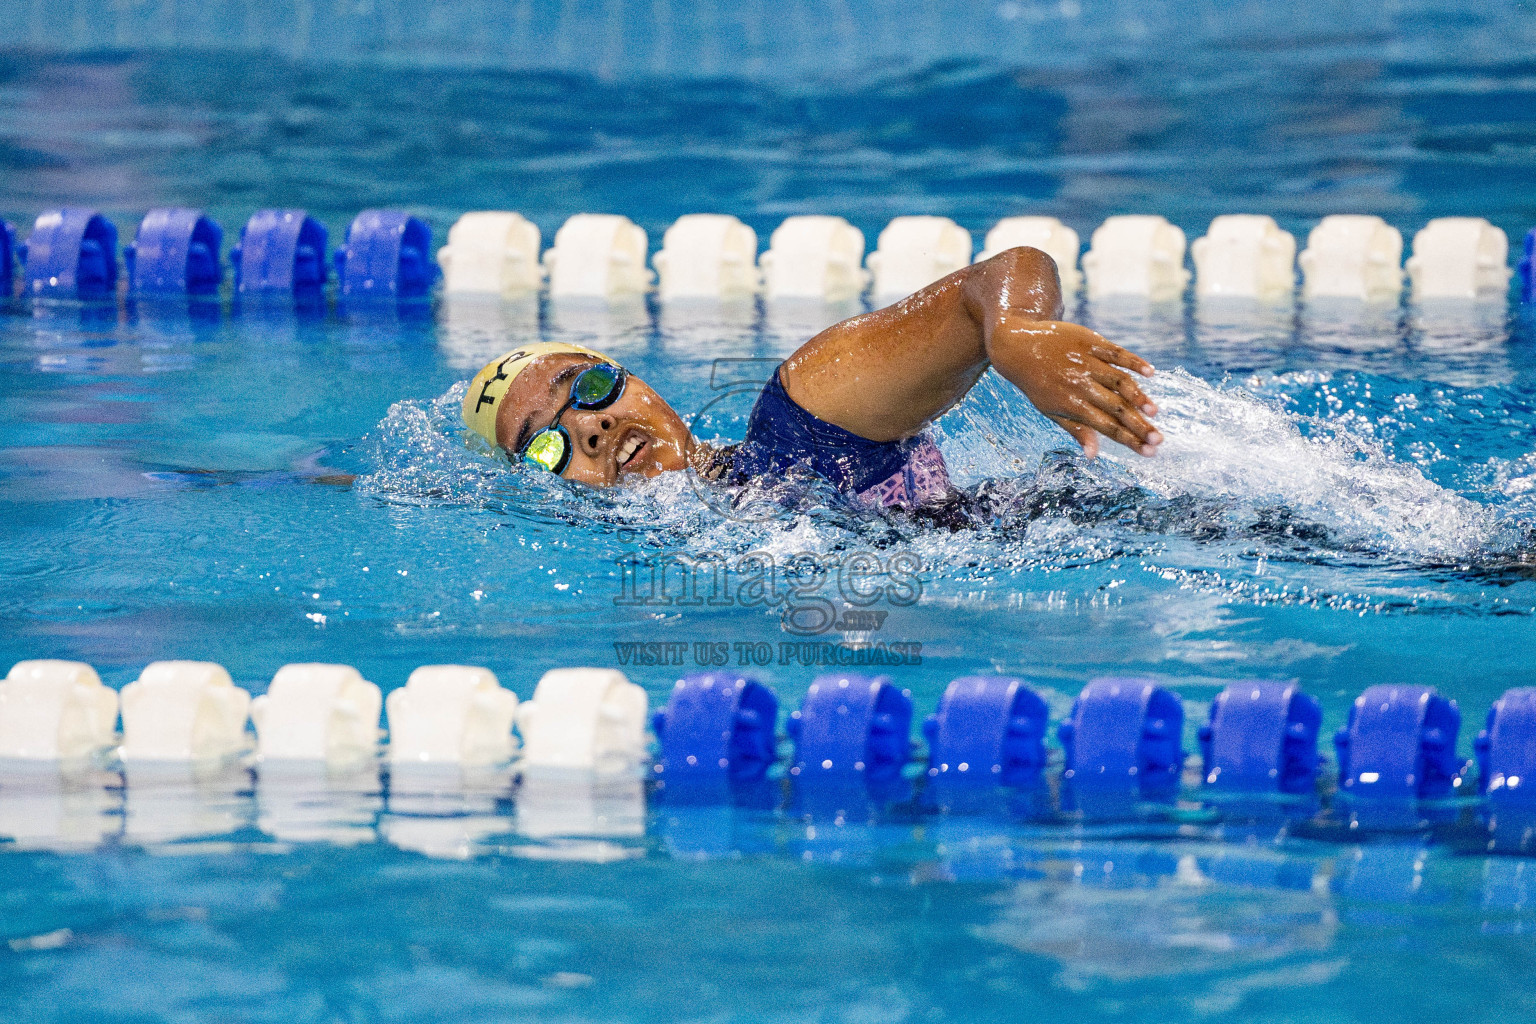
left=4, top=2, right=1536, bottom=1020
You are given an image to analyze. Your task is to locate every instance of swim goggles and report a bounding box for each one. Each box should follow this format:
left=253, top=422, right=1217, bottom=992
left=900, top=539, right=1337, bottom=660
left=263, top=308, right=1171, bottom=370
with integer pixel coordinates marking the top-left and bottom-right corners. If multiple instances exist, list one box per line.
left=518, top=362, right=629, bottom=475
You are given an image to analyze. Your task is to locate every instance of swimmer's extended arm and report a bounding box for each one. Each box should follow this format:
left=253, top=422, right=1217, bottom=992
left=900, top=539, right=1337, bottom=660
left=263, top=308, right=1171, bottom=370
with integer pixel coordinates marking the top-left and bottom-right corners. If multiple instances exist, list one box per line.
left=777, top=246, right=1161, bottom=458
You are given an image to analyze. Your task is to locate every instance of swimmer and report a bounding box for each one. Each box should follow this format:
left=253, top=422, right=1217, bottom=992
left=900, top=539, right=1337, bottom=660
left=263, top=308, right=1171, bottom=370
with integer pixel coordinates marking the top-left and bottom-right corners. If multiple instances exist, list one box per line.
left=463, top=246, right=1161, bottom=509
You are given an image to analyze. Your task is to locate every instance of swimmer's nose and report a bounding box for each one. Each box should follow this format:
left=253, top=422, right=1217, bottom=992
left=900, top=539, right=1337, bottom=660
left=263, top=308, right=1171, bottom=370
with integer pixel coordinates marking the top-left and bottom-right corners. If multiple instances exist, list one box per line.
left=570, top=409, right=615, bottom=456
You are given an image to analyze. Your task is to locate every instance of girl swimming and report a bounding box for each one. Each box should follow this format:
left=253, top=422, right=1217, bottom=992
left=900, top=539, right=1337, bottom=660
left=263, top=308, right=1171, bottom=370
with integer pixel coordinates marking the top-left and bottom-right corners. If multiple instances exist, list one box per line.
left=462, top=245, right=1163, bottom=508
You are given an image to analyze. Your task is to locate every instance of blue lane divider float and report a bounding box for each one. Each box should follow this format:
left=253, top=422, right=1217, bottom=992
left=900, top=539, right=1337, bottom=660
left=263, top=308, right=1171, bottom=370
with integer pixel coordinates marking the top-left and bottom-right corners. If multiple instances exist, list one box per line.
left=1476, top=687, right=1536, bottom=804
left=1520, top=229, right=1534, bottom=303
left=124, top=208, right=224, bottom=296
left=923, top=675, right=1049, bottom=787
left=651, top=672, right=779, bottom=784
left=787, top=673, right=912, bottom=784
left=232, top=209, right=329, bottom=294
left=335, top=210, right=435, bottom=299
left=21, top=208, right=119, bottom=299
left=1198, top=680, right=1321, bottom=795
left=1058, top=677, right=1184, bottom=801
left=1334, top=684, right=1463, bottom=800
left=1, top=220, right=15, bottom=297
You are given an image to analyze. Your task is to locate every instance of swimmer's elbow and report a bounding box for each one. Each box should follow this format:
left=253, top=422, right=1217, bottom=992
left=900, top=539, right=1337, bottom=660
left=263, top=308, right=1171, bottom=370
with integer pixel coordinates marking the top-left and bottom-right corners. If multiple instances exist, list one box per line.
left=968, top=246, right=1064, bottom=321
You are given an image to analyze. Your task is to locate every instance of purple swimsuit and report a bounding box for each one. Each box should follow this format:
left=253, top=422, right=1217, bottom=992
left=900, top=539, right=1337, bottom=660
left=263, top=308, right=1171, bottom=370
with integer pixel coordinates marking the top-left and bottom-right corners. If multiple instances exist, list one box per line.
left=729, top=368, right=953, bottom=508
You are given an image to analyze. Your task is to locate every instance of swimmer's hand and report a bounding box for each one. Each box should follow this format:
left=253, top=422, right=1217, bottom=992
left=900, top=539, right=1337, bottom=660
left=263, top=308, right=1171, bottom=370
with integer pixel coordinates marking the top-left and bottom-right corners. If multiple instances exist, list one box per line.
left=988, top=317, right=1161, bottom=458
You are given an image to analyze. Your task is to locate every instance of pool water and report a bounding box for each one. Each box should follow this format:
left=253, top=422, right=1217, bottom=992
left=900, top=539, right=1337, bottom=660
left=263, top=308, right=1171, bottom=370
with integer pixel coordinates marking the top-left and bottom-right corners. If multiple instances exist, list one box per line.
left=4, top=2, right=1536, bottom=1021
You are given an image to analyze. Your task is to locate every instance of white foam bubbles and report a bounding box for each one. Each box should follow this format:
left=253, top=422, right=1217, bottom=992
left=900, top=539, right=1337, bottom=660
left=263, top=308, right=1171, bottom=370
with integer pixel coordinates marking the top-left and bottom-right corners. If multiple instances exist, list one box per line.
left=360, top=381, right=496, bottom=507
left=1099, top=368, right=1508, bottom=560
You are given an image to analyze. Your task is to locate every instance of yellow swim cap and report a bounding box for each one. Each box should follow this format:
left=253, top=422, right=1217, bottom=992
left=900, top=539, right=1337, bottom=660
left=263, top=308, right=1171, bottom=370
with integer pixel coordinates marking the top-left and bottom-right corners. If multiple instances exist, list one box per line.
left=462, top=342, right=611, bottom=448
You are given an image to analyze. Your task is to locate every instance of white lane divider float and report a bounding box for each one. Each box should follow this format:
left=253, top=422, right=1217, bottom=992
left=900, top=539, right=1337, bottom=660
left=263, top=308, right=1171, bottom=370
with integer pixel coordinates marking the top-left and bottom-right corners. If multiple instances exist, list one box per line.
left=866, top=215, right=972, bottom=302
left=1406, top=217, right=1512, bottom=301
left=759, top=215, right=870, bottom=302
left=436, top=211, right=543, bottom=296
left=251, top=663, right=382, bottom=763
left=653, top=214, right=760, bottom=301
left=516, top=668, right=648, bottom=772
left=1082, top=214, right=1190, bottom=301
left=0, top=656, right=660, bottom=856
left=1298, top=214, right=1404, bottom=301
left=385, top=664, right=519, bottom=765
left=543, top=214, right=653, bottom=299
left=0, top=660, right=119, bottom=761
left=119, top=660, right=251, bottom=762
left=116, top=660, right=255, bottom=844
left=117, top=660, right=254, bottom=845
left=977, top=216, right=1081, bottom=294
left=1191, top=214, right=1297, bottom=300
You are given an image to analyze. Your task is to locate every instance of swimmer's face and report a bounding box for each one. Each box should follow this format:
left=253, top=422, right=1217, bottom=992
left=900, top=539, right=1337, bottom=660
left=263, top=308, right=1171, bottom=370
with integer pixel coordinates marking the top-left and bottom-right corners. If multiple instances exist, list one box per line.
left=495, top=353, right=692, bottom=486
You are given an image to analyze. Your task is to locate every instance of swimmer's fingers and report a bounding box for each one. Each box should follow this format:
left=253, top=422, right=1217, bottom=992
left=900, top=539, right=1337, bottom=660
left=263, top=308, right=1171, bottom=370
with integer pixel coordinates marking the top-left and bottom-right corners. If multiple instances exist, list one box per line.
left=1084, top=382, right=1160, bottom=447
left=1054, top=401, right=1159, bottom=458
left=1091, top=364, right=1158, bottom=417
left=1072, top=373, right=1158, bottom=445
left=1047, top=415, right=1101, bottom=460
left=1089, top=338, right=1155, bottom=378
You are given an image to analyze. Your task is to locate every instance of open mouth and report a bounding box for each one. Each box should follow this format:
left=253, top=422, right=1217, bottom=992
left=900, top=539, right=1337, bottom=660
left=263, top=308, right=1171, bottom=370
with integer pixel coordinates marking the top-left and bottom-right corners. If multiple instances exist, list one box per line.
left=616, top=429, right=648, bottom=472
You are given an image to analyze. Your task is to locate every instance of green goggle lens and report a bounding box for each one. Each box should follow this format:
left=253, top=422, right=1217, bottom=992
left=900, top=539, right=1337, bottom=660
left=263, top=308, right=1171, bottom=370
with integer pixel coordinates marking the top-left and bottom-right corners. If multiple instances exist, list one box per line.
left=522, top=429, right=570, bottom=473
left=573, top=364, right=623, bottom=406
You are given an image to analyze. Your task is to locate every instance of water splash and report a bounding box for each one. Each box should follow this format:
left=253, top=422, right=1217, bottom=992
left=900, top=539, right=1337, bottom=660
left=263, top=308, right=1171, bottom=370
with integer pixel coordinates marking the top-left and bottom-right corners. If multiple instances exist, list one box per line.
left=357, top=382, right=891, bottom=556
left=361, top=369, right=1533, bottom=576
left=1098, top=369, right=1516, bottom=561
